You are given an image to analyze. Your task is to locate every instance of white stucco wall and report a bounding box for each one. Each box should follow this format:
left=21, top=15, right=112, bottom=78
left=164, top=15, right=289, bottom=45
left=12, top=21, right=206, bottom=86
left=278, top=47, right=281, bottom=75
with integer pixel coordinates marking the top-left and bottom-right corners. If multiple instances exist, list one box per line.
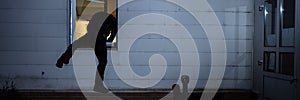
left=0, top=0, right=253, bottom=90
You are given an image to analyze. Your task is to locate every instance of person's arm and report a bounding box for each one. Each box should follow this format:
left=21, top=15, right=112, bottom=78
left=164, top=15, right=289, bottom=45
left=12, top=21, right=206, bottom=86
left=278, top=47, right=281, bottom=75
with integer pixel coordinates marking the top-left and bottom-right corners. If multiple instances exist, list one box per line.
left=107, top=15, right=117, bottom=42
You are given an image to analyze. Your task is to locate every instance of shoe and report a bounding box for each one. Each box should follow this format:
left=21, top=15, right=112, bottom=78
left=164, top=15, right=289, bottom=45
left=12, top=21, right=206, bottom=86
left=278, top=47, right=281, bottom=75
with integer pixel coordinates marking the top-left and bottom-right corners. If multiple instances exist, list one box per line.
left=56, top=61, right=63, bottom=68
left=56, top=54, right=69, bottom=68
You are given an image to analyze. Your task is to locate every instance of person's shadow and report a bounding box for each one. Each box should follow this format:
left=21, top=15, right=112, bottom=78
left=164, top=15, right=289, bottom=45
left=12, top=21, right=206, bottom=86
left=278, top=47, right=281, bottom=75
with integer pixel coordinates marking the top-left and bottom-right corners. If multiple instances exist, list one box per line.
left=56, top=11, right=117, bottom=93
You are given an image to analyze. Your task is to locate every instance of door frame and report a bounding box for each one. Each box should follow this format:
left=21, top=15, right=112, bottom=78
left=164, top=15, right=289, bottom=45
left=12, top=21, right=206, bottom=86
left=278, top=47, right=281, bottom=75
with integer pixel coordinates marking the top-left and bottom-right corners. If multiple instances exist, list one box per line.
left=295, top=0, right=300, bottom=99
left=253, top=0, right=300, bottom=100
left=253, top=0, right=264, bottom=98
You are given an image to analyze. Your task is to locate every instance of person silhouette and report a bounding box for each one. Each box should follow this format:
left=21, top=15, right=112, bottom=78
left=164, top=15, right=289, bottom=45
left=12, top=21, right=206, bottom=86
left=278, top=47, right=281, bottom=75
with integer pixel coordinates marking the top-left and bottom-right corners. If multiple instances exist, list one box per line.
left=56, top=11, right=117, bottom=93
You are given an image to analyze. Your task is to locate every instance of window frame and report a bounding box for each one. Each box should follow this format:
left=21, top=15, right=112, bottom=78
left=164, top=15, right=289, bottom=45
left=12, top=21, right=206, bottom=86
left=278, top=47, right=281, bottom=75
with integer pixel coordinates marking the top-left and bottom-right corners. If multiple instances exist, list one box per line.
left=68, top=0, right=118, bottom=48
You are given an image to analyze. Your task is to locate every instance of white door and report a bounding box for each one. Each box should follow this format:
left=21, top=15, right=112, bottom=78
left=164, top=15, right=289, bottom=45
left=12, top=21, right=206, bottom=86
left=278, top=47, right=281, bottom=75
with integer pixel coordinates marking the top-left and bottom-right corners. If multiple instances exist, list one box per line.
left=254, top=0, right=299, bottom=100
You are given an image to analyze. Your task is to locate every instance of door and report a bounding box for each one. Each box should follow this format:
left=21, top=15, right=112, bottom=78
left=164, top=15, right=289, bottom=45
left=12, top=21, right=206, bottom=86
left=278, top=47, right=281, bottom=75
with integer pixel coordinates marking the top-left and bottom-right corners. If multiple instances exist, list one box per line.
left=254, top=0, right=299, bottom=100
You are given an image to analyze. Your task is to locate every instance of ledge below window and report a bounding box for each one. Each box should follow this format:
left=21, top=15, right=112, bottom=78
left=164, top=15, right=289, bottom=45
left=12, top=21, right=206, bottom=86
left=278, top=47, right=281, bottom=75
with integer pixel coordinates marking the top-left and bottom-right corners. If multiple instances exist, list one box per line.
left=106, top=42, right=117, bottom=48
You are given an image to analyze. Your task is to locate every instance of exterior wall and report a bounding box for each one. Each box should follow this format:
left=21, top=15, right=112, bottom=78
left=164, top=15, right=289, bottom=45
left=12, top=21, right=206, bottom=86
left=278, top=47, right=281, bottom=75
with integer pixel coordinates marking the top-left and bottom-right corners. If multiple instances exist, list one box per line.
left=0, top=0, right=78, bottom=90
left=107, top=0, right=254, bottom=90
left=0, top=0, right=254, bottom=90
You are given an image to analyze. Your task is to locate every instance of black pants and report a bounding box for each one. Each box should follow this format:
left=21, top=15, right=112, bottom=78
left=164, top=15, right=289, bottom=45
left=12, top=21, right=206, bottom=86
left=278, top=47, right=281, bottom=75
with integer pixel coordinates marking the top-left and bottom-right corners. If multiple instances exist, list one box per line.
left=93, top=33, right=108, bottom=90
left=59, top=35, right=107, bottom=84
left=94, top=39, right=107, bottom=81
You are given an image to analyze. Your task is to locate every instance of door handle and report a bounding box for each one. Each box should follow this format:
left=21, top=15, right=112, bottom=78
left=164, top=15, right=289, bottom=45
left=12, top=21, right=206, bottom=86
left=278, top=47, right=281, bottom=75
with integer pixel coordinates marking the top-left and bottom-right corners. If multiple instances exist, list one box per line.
left=258, top=60, right=263, bottom=66
left=259, top=5, right=264, bottom=11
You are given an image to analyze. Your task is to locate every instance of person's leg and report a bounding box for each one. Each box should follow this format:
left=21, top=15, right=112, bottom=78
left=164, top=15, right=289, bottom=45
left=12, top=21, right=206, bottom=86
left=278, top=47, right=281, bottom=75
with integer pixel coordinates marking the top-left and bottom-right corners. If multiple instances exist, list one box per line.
left=94, top=40, right=108, bottom=92
left=94, top=50, right=107, bottom=82
left=93, top=63, right=108, bottom=93
left=56, top=34, right=93, bottom=68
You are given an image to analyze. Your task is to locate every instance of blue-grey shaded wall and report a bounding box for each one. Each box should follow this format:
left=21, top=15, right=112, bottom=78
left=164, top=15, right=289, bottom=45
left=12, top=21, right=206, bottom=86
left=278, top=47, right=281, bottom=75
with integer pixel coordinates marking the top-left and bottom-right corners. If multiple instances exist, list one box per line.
left=0, top=0, right=79, bottom=89
left=0, top=0, right=253, bottom=90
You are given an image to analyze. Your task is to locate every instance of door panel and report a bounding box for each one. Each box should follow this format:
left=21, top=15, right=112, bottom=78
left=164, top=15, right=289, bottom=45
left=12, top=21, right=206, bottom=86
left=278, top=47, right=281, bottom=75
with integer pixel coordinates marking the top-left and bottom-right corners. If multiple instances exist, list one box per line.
left=264, top=76, right=294, bottom=100
left=255, top=0, right=298, bottom=100
left=280, top=0, right=295, bottom=47
left=279, top=53, right=294, bottom=75
left=264, top=52, right=276, bottom=72
left=264, top=0, right=277, bottom=47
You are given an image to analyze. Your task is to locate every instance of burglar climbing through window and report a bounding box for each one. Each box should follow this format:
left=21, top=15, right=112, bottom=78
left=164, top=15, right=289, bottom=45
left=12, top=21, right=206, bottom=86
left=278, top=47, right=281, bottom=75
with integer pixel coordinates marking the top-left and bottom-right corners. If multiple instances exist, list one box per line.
left=56, top=11, right=117, bottom=93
